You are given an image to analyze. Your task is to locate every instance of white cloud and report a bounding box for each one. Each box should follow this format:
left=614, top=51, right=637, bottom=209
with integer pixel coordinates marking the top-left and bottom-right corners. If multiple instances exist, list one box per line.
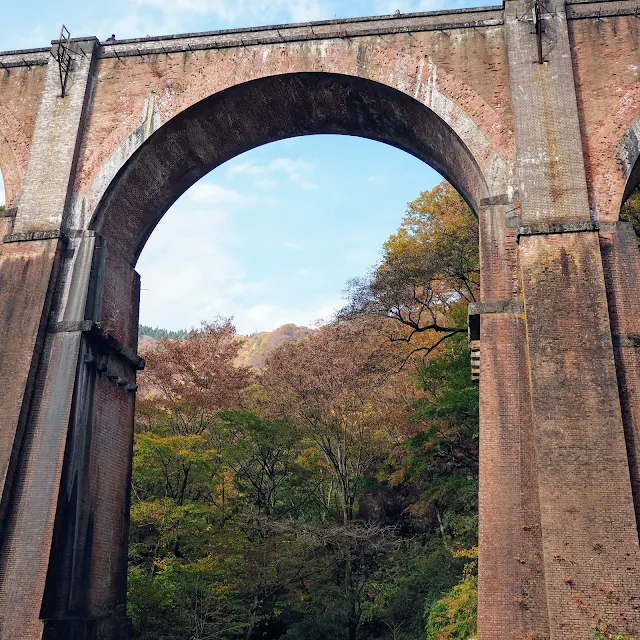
left=295, top=178, right=319, bottom=190
left=132, top=0, right=331, bottom=24
left=255, top=178, right=277, bottom=190
left=188, top=182, right=249, bottom=205
left=228, top=157, right=318, bottom=190
left=368, top=175, right=388, bottom=185
left=229, top=157, right=313, bottom=176
left=243, top=299, right=341, bottom=333
left=137, top=187, right=343, bottom=334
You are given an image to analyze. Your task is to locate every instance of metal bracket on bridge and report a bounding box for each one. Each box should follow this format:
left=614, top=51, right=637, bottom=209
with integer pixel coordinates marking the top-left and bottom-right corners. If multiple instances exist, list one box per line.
left=517, top=0, right=550, bottom=63
left=52, top=25, right=72, bottom=97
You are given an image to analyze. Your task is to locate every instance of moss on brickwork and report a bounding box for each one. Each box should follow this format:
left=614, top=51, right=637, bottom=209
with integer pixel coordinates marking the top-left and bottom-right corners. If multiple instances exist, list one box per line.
left=591, top=628, right=635, bottom=640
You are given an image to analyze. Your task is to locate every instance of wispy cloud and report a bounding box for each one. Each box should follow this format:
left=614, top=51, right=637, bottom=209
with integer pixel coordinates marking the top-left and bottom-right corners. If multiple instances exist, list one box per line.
left=132, top=0, right=331, bottom=26
left=255, top=178, right=277, bottom=190
left=188, top=182, right=249, bottom=205
left=296, top=178, right=319, bottom=190
left=281, top=241, right=304, bottom=250
left=229, top=158, right=313, bottom=176
left=243, top=298, right=340, bottom=333
left=228, top=157, right=319, bottom=190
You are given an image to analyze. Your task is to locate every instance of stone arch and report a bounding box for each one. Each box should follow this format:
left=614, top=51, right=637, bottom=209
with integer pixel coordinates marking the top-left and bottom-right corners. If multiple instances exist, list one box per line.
left=90, top=71, right=504, bottom=266
left=592, top=109, right=640, bottom=221
left=618, top=112, right=640, bottom=208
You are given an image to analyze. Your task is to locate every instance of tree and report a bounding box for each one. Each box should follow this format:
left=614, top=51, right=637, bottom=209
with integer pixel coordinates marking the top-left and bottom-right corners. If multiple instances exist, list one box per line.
left=137, top=318, right=251, bottom=436
left=340, top=182, right=478, bottom=365
left=260, top=322, right=399, bottom=526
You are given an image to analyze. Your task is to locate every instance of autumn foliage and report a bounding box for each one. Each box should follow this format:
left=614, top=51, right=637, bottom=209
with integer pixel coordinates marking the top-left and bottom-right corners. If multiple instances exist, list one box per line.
left=129, top=182, right=481, bottom=640
left=341, top=183, right=478, bottom=366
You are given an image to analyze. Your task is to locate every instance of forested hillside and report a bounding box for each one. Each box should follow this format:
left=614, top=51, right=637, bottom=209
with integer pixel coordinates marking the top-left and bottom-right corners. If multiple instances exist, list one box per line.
left=128, top=182, right=481, bottom=640
left=139, top=323, right=312, bottom=370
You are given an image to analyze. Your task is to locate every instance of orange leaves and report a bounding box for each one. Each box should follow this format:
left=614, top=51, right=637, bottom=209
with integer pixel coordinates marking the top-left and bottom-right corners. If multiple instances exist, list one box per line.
left=137, top=318, right=252, bottom=436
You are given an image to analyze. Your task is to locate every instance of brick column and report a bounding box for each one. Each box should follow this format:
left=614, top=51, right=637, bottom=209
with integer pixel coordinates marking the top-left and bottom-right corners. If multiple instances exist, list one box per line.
left=599, top=221, right=640, bottom=535
left=476, top=200, right=550, bottom=639
left=0, top=38, right=99, bottom=640
left=505, top=1, right=640, bottom=637
left=39, top=245, right=141, bottom=638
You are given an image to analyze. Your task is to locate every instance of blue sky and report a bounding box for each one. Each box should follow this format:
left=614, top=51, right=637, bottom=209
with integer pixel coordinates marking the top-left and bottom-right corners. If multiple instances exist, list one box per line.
left=2, top=0, right=490, bottom=334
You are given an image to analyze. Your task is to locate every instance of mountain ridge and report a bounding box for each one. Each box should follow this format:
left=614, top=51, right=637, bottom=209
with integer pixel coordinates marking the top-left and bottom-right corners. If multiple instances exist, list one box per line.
left=138, top=322, right=313, bottom=369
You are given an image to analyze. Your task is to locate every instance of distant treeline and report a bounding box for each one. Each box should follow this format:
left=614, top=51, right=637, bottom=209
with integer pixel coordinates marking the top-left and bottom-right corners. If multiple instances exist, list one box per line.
left=138, top=324, right=188, bottom=340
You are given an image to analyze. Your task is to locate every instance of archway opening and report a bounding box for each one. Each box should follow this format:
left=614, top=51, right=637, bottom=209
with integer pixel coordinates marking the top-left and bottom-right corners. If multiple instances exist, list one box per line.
left=59, top=70, right=493, bottom=640
left=136, top=134, right=446, bottom=335
left=91, top=72, right=490, bottom=266
left=129, top=134, right=480, bottom=640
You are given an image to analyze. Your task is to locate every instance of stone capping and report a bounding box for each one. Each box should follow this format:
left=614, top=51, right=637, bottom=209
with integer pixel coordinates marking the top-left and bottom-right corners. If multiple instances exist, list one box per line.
left=0, top=49, right=50, bottom=70
left=480, top=193, right=513, bottom=207
left=612, top=333, right=640, bottom=348
left=50, top=320, right=145, bottom=370
left=517, top=220, right=628, bottom=239
left=3, top=230, right=68, bottom=243
left=100, top=19, right=504, bottom=57
left=468, top=300, right=525, bottom=316
left=518, top=221, right=598, bottom=238
left=566, top=1, right=640, bottom=20
left=100, top=4, right=503, bottom=44
left=0, top=208, right=17, bottom=218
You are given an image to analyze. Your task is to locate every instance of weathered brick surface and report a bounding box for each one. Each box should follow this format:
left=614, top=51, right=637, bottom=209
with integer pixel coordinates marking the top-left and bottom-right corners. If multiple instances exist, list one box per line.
left=569, top=13, right=640, bottom=221
left=599, top=222, right=640, bottom=533
left=1, top=3, right=640, bottom=639
left=40, top=344, right=136, bottom=625
left=478, top=199, right=550, bottom=639
left=0, top=238, right=60, bottom=537
left=0, top=330, right=84, bottom=640
left=68, top=16, right=514, bottom=233
left=12, top=40, right=97, bottom=234
left=505, top=0, right=591, bottom=225
left=0, top=63, right=47, bottom=207
left=520, top=231, right=640, bottom=637
left=479, top=313, right=550, bottom=639
left=93, top=71, right=500, bottom=264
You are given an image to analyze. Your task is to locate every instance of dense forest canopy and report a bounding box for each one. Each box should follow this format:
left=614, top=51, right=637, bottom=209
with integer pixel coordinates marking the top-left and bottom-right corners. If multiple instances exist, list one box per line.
left=129, top=182, right=640, bottom=640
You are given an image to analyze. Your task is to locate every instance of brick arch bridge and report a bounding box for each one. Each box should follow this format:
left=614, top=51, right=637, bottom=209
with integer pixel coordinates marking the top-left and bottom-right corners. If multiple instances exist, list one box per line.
left=0, top=1, right=639, bottom=638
